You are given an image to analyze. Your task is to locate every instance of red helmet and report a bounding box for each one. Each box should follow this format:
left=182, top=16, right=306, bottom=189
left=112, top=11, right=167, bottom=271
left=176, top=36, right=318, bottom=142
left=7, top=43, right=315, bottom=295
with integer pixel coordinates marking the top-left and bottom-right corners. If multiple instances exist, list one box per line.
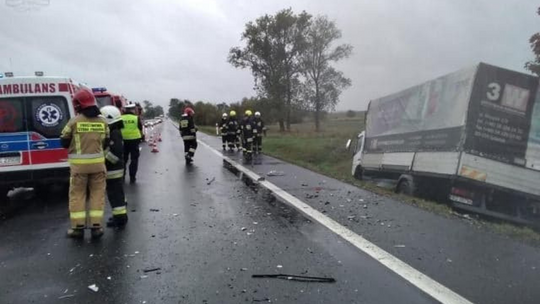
left=184, top=107, right=195, bottom=116
left=72, top=88, right=96, bottom=112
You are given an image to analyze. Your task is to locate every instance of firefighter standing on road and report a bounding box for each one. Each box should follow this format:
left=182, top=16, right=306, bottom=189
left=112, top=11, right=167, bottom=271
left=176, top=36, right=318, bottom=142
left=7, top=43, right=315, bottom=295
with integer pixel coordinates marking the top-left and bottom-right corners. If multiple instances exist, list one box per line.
left=253, top=111, right=266, bottom=154
left=227, top=110, right=240, bottom=151
left=100, top=106, right=128, bottom=228
left=241, top=110, right=255, bottom=159
left=220, top=113, right=229, bottom=150
left=60, top=88, right=109, bottom=239
left=121, top=103, right=143, bottom=184
left=179, top=107, right=198, bottom=164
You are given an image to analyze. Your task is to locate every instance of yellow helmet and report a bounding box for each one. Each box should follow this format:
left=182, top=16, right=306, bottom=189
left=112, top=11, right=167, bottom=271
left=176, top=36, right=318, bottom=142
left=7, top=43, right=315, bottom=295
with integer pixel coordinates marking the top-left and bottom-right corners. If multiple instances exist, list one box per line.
left=229, top=110, right=236, bottom=117
left=245, top=110, right=253, bottom=116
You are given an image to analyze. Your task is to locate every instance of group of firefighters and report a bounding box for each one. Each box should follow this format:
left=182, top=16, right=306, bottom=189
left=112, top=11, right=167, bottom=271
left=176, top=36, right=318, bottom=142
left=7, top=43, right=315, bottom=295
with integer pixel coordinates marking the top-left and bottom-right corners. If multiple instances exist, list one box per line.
left=219, top=110, right=266, bottom=159
left=60, top=87, right=266, bottom=239
left=60, top=88, right=144, bottom=239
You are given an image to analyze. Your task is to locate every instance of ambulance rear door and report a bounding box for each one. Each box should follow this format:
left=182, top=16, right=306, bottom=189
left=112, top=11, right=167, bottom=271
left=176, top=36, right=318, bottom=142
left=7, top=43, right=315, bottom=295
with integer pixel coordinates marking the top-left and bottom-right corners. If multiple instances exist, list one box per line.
left=0, top=97, right=30, bottom=179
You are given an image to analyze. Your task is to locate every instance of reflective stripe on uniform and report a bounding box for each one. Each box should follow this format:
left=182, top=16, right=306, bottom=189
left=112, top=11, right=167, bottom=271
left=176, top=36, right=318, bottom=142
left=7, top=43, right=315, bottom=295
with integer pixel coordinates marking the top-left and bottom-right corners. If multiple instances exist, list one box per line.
left=69, top=153, right=105, bottom=165
left=89, top=210, right=104, bottom=218
left=107, top=169, right=124, bottom=179
left=190, top=128, right=196, bottom=133
left=74, top=134, right=81, bottom=154
left=70, top=211, right=86, bottom=219
left=112, top=206, right=127, bottom=215
left=246, top=138, right=253, bottom=143
left=189, top=148, right=196, bottom=153
left=183, top=135, right=196, bottom=140
left=105, top=150, right=120, bottom=164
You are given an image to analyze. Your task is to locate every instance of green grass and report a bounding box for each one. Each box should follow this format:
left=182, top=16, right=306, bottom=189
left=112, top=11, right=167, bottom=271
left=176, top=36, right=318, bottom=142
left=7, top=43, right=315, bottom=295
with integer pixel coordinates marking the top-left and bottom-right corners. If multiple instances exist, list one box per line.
left=199, top=117, right=540, bottom=244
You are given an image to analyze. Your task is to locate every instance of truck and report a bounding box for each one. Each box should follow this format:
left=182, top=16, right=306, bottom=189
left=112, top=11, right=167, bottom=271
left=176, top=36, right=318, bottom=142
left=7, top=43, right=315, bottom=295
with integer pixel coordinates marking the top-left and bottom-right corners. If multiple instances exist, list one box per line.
left=0, top=74, right=85, bottom=199
left=349, top=63, right=540, bottom=225
left=92, top=87, right=126, bottom=111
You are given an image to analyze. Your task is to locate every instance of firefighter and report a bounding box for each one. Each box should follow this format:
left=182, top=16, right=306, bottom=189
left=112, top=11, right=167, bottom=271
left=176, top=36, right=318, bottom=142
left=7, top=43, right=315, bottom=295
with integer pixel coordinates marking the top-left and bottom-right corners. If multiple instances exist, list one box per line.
left=100, top=106, right=128, bottom=228
left=253, top=111, right=266, bottom=154
left=60, top=88, right=109, bottom=239
left=121, top=103, right=143, bottom=184
left=179, top=107, right=198, bottom=164
left=227, top=110, right=240, bottom=151
left=241, top=110, right=255, bottom=159
left=220, top=113, right=229, bottom=150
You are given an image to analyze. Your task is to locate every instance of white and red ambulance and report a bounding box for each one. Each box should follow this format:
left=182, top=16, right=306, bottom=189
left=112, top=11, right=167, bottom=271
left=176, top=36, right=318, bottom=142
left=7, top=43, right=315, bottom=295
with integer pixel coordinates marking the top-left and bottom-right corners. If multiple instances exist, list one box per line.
left=0, top=74, right=84, bottom=198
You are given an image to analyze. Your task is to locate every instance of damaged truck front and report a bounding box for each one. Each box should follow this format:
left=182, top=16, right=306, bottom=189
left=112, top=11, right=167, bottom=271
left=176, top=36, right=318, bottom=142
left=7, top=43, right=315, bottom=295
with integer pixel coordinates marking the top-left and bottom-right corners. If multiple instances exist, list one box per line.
left=349, top=63, right=540, bottom=225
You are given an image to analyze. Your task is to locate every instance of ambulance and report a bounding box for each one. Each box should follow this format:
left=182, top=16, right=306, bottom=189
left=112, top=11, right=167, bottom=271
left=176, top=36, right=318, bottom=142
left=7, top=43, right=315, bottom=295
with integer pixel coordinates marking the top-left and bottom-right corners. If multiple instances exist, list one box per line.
left=0, top=74, right=85, bottom=199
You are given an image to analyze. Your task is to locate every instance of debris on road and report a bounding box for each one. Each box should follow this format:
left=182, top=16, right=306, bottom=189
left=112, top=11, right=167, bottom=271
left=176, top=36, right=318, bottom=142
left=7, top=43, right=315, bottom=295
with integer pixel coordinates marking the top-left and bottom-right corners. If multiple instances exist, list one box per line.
left=140, top=275, right=148, bottom=279
left=394, top=245, right=406, bottom=248
left=241, top=227, right=247, bottom=231
left=276, top=265, right=283, bottom=268
left=149, top=208, right=160, bottom=212
left=88, top=284, right=99, bottom=292
left=143, top=267, right=162, bottom=273
left=253, top=297, right=271, bottom=302
left=240, top=268, right=248, bottom=271
left=58, top=294, right=75, bottom=299
left=267, top=170, right=285, bottom=176
left=252, top=274, right=336, bottom=283
left=206, top=177, right=216, bottom=185
left=347, top=215, right=356, bottom=220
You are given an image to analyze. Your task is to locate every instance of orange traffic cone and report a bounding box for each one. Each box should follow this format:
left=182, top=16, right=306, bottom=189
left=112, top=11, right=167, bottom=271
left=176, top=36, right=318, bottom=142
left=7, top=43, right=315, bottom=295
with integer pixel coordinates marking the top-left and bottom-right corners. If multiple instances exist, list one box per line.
left=151, top=143, right=159, bottom=153
left=158, top=133, right=162, bottom=142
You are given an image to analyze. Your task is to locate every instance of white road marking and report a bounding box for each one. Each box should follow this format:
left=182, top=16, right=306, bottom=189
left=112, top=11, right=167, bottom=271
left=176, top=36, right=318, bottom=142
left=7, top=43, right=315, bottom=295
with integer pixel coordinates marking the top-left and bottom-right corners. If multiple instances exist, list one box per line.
left=197, top=137, right=474, bottom=304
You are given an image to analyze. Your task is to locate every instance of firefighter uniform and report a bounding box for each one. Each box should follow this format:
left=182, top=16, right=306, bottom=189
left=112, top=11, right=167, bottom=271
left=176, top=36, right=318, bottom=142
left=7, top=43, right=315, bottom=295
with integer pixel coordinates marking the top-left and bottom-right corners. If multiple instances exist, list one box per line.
left=101, top=106, right=128, bottom=228
left=121, top=109, right=143, bottom=184
left=220, top=115, right=229, bottom=150
left=253, top=114, right=266, bottom=153
left=241, top=111, right=255, bottom=159
left=227, top=113, right=240, bottom=150
left=179, top=109, right=198, bottom=163
left=61, top=95, right=109, bottom=239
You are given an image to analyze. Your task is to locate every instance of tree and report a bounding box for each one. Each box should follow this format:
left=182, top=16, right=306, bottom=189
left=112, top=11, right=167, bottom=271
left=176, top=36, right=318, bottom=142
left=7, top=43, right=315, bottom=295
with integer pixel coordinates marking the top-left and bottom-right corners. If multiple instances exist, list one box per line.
left=229, top=8, right=311, bottom=131
left=526, top=7, right=540, bottom=75
left=346, top=110, right=356, bottom=118
left=301, top=16, right=352, bottom=131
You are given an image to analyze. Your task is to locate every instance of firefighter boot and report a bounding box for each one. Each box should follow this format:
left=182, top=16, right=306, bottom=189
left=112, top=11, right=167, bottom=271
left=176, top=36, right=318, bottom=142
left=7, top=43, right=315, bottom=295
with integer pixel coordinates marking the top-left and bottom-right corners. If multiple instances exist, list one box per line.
left=91, top=227, right=104, bottom=239
left=67, top=228, right=84, bottom=239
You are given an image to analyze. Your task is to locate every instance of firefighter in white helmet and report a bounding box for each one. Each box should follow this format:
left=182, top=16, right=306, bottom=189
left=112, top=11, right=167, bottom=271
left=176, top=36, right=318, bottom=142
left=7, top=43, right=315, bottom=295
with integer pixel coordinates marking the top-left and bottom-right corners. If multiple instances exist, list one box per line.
left=220, top=113, right=229, bottom=150
left=253, top=111, right=266, bottom=154
left=100, top=106, right=128, bottom=228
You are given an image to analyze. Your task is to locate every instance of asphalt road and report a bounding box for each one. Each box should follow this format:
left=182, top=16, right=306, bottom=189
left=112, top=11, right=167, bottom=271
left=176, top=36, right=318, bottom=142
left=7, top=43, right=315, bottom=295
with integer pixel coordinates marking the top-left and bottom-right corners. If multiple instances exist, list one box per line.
left=0, top=121, right=538, bottom=304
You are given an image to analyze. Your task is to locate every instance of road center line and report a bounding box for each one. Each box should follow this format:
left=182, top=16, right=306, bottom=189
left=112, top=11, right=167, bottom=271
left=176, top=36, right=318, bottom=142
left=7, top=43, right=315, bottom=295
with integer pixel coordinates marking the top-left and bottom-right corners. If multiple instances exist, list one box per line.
left=196, top=137, right=474, bottom=304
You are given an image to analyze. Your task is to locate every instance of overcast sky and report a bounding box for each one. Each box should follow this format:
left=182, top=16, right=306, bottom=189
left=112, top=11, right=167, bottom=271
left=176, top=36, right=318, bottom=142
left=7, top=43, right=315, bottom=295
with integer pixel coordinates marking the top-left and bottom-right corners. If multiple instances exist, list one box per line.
left=0, top=0, right=538, bottom=111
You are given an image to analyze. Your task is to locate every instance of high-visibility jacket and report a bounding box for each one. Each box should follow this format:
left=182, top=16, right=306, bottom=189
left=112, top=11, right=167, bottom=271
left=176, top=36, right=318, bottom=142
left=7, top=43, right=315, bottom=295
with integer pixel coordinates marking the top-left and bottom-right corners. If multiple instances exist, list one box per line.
left=121, top=114, right=142, bottom=140
left=60, top=114, right=109, bottom=174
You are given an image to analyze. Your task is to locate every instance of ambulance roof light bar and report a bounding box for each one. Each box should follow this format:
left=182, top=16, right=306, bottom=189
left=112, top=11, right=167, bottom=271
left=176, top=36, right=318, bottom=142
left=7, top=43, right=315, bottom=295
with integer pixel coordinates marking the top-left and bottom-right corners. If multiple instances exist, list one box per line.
left=4, top=72, right=14, bottom=77
left=92, top=87, right=107, bottom=93
left=35, top=71, right=44, bottom=76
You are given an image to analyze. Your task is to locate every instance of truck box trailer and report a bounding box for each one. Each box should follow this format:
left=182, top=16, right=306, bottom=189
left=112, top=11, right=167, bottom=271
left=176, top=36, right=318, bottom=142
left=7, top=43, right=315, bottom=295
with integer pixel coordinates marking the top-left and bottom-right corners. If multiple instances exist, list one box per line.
left=350, top=63, right=540, bottom=225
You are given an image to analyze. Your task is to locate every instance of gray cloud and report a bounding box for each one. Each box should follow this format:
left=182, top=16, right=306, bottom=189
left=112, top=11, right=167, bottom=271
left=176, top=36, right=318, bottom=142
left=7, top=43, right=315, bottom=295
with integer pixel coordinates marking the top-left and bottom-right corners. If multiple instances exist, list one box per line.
left=0, top=0, right=538, bottom=111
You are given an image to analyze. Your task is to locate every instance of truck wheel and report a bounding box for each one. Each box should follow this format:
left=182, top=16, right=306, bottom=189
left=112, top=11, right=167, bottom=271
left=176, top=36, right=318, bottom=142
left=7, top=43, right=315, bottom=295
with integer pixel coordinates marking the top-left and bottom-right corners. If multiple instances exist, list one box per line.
left=396, top=175, right=415, bottom=196
left=353, top=165, right=363, bottom=180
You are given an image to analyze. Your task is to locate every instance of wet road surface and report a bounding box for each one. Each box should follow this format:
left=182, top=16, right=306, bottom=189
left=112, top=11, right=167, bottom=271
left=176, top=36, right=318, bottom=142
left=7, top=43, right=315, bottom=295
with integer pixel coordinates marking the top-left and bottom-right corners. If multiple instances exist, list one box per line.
left=1, top=122, right=440, bottom=304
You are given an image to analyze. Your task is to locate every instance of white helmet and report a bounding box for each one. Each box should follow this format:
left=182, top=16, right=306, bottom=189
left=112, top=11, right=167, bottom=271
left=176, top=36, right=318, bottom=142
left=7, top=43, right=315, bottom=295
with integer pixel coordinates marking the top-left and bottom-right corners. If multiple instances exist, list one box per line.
left=255, top=111, right=261, bottom=117
left=222, top=113, right=228, bottom=118
left=100, top=105, right=122, bottom=125
left=124, top=102, right=136, bottom=109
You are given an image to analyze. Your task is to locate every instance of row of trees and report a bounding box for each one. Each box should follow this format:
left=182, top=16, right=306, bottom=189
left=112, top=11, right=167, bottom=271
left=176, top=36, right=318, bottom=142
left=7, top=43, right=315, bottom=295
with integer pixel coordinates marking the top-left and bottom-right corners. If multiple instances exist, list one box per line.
left=141, top=100, right=164, bottom=119
left=167, top=96, right=315, bottom=127
left=229, top=9, right=352, bottom=131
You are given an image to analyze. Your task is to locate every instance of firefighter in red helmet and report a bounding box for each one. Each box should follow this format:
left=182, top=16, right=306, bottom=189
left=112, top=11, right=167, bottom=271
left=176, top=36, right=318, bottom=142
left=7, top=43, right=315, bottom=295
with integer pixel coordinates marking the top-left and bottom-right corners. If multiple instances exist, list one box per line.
left=179, top=107, right=198, bottom=164
left=60, top=88, right=109, bottom=239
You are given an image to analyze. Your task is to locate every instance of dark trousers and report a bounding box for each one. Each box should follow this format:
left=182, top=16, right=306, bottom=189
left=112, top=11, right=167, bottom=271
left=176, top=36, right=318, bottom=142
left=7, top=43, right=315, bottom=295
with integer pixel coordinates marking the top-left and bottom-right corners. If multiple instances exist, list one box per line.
left=184, top=139, right=198, bottom=158
left=221, top=134, right=227, bottom=148
left=106, top=177, right=128, bottom=225
left=254, top=135, right=262, bottom=152
left=124, top=140, right=140, bottom=179
left=226, top=134, right=238, bottom=149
